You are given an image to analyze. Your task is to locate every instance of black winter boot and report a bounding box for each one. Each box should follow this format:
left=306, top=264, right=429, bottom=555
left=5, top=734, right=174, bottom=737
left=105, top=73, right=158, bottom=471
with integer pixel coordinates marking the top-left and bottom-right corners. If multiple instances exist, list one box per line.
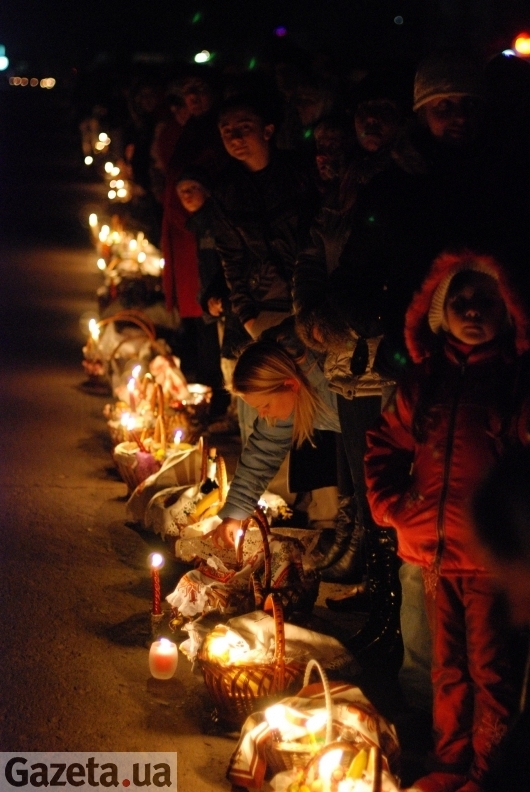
left=345, top=528, right=402, bottom=665
left=314, top=494, right=356, bottom=570
left=320, top=517, right=365, bottom=583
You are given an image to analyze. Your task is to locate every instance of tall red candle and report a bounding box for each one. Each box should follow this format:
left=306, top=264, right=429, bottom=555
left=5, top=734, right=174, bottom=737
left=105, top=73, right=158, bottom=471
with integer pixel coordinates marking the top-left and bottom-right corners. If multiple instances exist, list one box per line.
left=149, top=552, right=164, bottom=615
left=151, top=568, right=161, bottom=615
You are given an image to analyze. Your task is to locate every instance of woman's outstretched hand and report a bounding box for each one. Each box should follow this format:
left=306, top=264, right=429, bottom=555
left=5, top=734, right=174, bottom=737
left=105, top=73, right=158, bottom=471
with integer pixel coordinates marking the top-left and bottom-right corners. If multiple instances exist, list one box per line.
left=207, top=517, right=244, bottom=549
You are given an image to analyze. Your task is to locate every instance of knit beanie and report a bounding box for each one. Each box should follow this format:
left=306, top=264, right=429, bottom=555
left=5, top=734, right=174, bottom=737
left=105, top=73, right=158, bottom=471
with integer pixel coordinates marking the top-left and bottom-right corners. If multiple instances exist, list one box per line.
left=413, top=53, right=485, bottom=111
left=428, top=260, right=500, bottom=335
left=176, top=166, right=213, bottom=191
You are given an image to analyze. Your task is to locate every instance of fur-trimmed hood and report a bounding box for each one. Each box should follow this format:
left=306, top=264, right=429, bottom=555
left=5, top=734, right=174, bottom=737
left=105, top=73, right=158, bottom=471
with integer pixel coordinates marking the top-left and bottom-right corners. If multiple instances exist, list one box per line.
left=404, top=250, right=530, bottom=363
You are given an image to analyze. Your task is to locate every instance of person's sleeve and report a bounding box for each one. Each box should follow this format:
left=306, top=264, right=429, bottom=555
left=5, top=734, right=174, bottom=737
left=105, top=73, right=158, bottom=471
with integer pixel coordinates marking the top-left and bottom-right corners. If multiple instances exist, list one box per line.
left=210, top=202, right=259, bottom=326
left=218, top=417, right=294, bottom=519
left=293, top=217, right=329, bottom=317
left=364, top=386, right=416, bottom=527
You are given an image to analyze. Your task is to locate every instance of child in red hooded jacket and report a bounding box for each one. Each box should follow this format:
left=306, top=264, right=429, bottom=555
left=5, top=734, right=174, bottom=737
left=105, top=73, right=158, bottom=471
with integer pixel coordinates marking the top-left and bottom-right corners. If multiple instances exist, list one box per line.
left=365, top=250, right=530, bottom=792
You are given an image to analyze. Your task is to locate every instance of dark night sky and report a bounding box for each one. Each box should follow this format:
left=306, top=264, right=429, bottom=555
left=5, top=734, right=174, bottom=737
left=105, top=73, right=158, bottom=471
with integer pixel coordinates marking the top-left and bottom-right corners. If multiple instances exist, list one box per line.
left=1, top=1, right=529, bottom=72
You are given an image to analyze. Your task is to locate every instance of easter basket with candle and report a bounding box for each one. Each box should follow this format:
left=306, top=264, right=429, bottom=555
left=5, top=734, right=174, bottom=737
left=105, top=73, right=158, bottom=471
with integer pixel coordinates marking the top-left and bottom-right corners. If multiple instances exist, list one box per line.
left=197, top=592, right=306, bottom=727
left=82, top=309, right=171, bottom=392
left=166, top=507, right=320, bottom=621
left=227, top=659, right=400, bottom=791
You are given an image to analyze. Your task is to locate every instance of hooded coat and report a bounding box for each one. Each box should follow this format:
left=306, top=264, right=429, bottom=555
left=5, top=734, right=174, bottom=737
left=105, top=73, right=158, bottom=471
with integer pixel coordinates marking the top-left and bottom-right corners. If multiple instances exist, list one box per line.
left=365, top=251, right=530, bottom=575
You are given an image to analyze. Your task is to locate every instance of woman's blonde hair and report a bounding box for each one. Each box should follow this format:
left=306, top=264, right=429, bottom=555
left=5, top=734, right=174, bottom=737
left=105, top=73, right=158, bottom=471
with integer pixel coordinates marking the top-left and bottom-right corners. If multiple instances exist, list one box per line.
left=232, top=340, right=328, bottom=448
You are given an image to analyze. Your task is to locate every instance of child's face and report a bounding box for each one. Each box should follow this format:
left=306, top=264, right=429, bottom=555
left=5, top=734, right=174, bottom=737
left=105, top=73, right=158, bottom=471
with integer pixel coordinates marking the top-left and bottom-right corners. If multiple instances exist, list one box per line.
left=176, top=180, right=208, bottom=213
left=354, top=99, right=400, bottom=153
left=241, top=385, right=298, bottom=422
left=218, top=108, right=274, bottom=168
left=444, top=271, right=507, bottom=346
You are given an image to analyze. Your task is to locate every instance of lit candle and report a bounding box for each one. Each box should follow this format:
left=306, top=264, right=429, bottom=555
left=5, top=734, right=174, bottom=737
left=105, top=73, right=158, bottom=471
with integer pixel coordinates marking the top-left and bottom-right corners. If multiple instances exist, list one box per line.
left=319, top=749, right=343, bottom=792
left=174, top=429, right=183, bottom=445
left=150, top=552, right=164, bottom=615
left=127, top=378, right=136, bottom=411
left=132, top=364, right=142, bottom=381
left=149, top=638, right=178, bottom=680
left=234, top=527, right=245, bottom=564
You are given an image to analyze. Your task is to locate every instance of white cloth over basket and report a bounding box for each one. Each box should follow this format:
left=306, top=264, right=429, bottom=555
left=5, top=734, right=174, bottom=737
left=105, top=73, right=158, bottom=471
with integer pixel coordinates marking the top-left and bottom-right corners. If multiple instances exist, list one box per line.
left=126, top=444, right=202, bottom=524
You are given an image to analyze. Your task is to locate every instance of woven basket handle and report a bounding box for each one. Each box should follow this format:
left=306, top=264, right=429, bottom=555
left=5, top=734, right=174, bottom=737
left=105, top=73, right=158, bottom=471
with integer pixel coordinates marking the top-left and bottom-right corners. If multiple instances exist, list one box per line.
left=153, top=414, right=167, bottom=453
left=264, top=592, right=285, bottom=690
left=237, top=507, right=271, bottom=591
left=303, top=659, right=334, bottom=745
left=97, top=310, right=157, bottom=342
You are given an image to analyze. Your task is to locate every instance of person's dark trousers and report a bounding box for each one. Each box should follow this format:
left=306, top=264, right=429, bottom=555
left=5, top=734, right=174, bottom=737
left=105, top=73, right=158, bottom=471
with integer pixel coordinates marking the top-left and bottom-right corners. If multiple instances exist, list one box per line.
left=336, top=394, right=402, bottom=661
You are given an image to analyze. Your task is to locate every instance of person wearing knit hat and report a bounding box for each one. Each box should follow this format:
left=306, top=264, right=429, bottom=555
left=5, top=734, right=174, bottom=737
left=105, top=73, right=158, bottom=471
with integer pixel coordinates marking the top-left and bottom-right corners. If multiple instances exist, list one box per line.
left=365, top=249, right=530, bottom=792
left=413, top=53, right=485, bottom=147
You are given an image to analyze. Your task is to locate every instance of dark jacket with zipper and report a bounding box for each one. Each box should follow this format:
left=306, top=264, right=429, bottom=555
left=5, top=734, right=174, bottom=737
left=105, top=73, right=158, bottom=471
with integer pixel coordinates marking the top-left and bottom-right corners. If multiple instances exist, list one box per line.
left=364, top=251, right=530, bottom=575
left=212, top=152, right=318, bottom=326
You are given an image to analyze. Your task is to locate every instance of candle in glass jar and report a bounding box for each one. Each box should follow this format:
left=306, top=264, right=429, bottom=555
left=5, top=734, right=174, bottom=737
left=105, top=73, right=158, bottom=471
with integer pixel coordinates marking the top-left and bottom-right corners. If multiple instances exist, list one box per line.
left=149, top=638, right=178, bottom=679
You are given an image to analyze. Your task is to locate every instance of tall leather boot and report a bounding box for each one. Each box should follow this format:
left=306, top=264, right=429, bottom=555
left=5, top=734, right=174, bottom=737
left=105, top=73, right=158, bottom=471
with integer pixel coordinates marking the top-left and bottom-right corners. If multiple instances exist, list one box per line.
left=314, top=494, right=357, bottom=570
left=345, top=528, right=402, bottom=665
left=320, top=516, right=366, bottom=583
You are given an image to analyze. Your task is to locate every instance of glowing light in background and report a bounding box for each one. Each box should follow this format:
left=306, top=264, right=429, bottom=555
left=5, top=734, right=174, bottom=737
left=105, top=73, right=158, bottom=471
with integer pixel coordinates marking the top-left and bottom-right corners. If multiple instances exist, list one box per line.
left=394, top=16, right=404, bottom=25
left=84, top=156, right=94, bottom=165
left=248, top=57, right=257, bottom=70
left=514, top=33, right=530, bottom=56
left=194, top=50, right=211, bottom=63
left=274, top=26, right=287, bottom=37
left=192, top=12, right=202, bottom=24
left=97, top=258, right=106, bottom=271
left=0, top=45, right=9, bottom=71
left=89, top=214, right=98, bottom=227
left=104, top=162, right=114, bottom=173
left=502, top=49, right=517, bottom=57
left=30, top=78, right=38, bottom=87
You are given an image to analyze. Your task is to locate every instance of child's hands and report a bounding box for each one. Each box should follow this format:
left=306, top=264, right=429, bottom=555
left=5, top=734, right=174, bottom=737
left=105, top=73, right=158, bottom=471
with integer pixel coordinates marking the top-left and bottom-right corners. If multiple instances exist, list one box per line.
left=207, top=296, right=224, bottom=317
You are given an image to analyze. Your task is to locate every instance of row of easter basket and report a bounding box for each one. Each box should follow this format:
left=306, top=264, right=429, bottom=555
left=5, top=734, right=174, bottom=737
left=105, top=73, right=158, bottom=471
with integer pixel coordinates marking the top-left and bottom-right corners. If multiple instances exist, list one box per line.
left=84, top=314, right=402, bottom=788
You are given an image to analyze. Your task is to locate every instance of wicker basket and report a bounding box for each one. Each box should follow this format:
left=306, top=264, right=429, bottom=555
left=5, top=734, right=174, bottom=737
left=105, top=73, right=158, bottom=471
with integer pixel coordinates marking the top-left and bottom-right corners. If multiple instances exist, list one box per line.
left=265, top=659, right=334, bottom=774
left=296, top=740, right=382, bottom=792
left=198, top=592, right=305, bottom=727
left=83, top=309, right=167, bottom=388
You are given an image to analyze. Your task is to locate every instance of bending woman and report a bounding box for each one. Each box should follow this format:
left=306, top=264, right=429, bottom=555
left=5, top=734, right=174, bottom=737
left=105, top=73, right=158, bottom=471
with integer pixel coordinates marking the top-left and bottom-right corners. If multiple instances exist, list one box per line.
left=209, top=326, right=400, bottom=660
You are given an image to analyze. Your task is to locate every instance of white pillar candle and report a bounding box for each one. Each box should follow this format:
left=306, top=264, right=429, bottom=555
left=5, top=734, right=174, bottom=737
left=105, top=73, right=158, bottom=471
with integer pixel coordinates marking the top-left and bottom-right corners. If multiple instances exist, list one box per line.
left=149, top=638, right=178, bottom=680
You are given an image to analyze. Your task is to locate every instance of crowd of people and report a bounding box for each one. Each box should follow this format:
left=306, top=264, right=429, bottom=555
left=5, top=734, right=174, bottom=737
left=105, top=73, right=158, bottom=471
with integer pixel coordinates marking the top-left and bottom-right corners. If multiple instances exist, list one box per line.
left=83, top=49, right=530, bottom=792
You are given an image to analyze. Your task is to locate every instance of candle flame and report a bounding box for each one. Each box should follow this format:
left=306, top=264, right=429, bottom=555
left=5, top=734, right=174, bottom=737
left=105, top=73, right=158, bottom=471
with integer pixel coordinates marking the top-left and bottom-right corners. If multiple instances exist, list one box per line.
left=132, top=365, right=141, bottom=379
left=157, top=638, right=176, bottom=654
left=120, top=412, right=131, bottom=427
left=319, top=749, right=343, bottom=782
left=150, top=552, right=164, bottom=570
left=208, top=635, right=230, bottom=658
left=174, top=430, right=183, bottom=445
left=88, top=318, right=100, bottom=340
left=99, top=225, right=110, bottom=242
left=97, top=258, right=106, bottom=271
left=306, top=711, right=327, bottom=733
left=89, top=213, right=98, bottom=227
left=126, top=415, right=137, bottom=430
left=265, top=704, right=290, bottom=731
left=104, top=161, right=114, bottom=173
left=127, top=378, right=135, bottom=393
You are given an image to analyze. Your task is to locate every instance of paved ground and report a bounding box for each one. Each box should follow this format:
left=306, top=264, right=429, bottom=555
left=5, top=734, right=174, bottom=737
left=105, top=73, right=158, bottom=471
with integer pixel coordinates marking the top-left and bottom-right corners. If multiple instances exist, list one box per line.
left=0, top=89, right=239, bottom=791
